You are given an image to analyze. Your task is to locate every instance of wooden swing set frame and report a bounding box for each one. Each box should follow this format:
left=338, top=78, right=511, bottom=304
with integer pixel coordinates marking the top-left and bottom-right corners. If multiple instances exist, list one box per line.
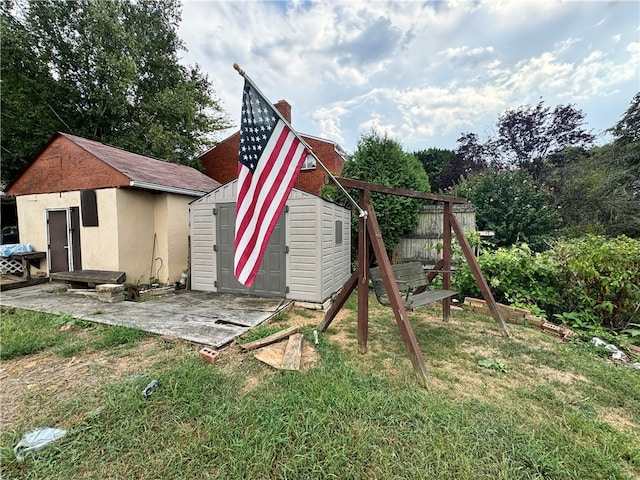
left=318, top=177, right=510, bottom=387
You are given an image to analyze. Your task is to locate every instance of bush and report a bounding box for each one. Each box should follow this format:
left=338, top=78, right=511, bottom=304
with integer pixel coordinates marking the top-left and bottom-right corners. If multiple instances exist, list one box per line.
left=553, top=235, right=640, bottom=329
left=453, top=243, right=561, bottom=316
left=449, top=168, right=560, bottom=250
left=454, top=235, right=640, bottom=332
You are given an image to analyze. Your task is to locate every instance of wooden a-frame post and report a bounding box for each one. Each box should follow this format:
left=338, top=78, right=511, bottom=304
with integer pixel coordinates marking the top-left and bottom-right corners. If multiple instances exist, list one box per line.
left=318, top=178, right=509, bottom=386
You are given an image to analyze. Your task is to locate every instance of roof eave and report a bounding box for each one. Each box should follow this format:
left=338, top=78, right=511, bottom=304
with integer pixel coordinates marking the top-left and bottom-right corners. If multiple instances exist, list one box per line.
left=129, top=181, right=210, bottom=197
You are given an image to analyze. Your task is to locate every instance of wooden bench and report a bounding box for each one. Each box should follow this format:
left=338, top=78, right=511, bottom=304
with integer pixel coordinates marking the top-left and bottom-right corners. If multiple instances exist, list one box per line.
left=9, top=251, right=46, bottom=280
left=369, top=261, right=457, bottom=310
left=50, top=270, right=126, bottom=288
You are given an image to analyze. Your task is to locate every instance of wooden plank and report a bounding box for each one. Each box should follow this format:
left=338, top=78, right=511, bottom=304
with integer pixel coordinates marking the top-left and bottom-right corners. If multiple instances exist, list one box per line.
left=50, top=270, right=126, bottom=284
left=254, top=342, right=286, bottom=369
left=443, top=201, right=452, bottom=321
left=407, top=289, right=458, bottom=309
left=254, top=339, right=318, bottom=370
left=358, top=188, right=369, bottom=354
left=238, top=325, right=300, bottom=351
left=280, top=333, right=304, bottom=371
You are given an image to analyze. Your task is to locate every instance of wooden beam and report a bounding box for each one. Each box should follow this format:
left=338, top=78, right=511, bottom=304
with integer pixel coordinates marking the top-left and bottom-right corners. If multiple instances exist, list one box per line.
left=449, top=212, right=510, bottom=338
left=318, top=270, right=358, bottom=332
left=358, top=188, right=370, bottom=354
left=280, top=333, right=304, bottom=370
left=366, top=203, right=429, bottom=387
left=331, top=177, right=469, bottom=204
left=239, top=326, right=300, bottom=351
left=442, top=201, right=452, bottom=321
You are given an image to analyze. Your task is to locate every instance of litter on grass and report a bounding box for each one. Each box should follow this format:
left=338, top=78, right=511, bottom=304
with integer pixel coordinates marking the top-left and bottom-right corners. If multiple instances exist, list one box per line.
left=13, top=427, right=67, bottom=462
left=142, top=380, right=159, bottom=399
left=591, top=337, right=628, bottom=362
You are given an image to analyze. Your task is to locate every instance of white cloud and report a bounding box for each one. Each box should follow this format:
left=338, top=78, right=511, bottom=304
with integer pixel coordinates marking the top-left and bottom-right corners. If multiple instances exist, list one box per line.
left=178, top=0, right=640, bottom=152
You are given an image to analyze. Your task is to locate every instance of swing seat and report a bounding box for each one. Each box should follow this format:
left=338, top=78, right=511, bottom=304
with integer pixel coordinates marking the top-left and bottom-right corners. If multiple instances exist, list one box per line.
left=369, top=262, right=457, bottom=310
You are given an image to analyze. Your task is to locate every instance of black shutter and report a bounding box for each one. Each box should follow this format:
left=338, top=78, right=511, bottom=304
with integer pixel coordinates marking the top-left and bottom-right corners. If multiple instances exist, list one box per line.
left=81, top=189, right=98, bottom=227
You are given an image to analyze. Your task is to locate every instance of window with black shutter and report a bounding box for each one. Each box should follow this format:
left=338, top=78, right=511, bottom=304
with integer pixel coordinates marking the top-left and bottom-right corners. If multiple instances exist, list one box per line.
left=81, top=189, right=99, bottom=227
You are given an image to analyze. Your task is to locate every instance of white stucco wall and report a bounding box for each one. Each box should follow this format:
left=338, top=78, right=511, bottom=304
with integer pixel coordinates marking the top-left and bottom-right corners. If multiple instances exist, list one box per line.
left=14, top=188, right=196, bottom=284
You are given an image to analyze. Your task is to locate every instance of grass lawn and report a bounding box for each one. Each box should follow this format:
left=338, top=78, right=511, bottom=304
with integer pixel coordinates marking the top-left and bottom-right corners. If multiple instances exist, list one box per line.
left=1, top=293, right=639, bottom=479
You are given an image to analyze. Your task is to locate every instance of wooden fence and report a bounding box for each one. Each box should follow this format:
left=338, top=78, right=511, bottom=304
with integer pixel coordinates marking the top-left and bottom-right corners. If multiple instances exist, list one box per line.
left=397, top=203, right=476, bottom=265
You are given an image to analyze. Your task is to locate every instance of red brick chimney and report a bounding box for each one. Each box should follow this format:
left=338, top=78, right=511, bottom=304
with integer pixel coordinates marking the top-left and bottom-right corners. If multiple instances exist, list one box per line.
left=274, top=100, right=292, bottom=124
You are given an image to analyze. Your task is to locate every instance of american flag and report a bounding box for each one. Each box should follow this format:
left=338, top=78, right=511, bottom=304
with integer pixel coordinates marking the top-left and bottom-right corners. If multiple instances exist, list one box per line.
left=234, top=79, right=308, bottom=287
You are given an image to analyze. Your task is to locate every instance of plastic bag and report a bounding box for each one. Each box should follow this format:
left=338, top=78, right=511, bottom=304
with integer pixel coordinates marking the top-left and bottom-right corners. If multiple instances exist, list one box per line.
left=13, top=427, right=67, bottom=462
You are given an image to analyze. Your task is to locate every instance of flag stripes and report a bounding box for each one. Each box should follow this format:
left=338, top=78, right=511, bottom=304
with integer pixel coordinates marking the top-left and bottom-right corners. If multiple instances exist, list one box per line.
left=234, top=119, right=307, bottom=286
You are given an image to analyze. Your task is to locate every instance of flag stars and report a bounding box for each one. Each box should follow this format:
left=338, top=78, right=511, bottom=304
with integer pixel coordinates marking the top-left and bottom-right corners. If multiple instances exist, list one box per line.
left=239, top=84, right=281, bottom=174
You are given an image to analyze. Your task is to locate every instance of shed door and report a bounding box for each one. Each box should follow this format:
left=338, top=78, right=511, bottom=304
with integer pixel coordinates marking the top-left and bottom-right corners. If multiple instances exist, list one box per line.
left=47, top=208, right=81, bottom=273
left=216, top=203, right=286, bottom=297
left=47, top=210, right=70, bottom=273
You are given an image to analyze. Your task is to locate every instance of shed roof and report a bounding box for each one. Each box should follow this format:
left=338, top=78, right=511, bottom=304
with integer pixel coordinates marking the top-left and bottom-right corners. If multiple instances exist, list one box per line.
left=6, top=133, right=220, bottom=196
left=60, top=133, right=220, bottom=195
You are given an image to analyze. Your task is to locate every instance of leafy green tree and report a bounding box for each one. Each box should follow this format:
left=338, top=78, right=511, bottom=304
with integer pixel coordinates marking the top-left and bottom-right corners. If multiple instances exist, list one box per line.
left=542, top=93, right=640, bottom=238
left=610, top=91, right=640, bottom=148
left=449, top=168, right=560, bottom=250
left=0, top=0, right=231, bottom=183
left=413, top=148, right=454, bottom=192
left=608, top=91, right=640, bottom=227
left=327, top=130, right=431, bottom=263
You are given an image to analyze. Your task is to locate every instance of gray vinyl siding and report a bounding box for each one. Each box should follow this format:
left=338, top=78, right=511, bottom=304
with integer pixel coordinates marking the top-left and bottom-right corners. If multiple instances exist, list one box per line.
left=320, top=202, right=351, bottom=300
left=190, top=180, right=351, bottom=303
left=287, top=197, right=321, bottom=302
left=189, top=203, right=216, bottom=291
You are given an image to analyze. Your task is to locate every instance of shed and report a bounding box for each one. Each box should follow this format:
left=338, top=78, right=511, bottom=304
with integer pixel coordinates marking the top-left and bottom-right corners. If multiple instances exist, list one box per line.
left=5, top=133, right=220, bottom=284
left=190, top=179, right=351, bottom=305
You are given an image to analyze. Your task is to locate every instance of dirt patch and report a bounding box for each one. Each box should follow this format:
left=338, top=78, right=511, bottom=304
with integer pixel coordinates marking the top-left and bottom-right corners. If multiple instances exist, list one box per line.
left=0, top=336, right=190, bottom=432
left=599, top=409, right=639, bottom=432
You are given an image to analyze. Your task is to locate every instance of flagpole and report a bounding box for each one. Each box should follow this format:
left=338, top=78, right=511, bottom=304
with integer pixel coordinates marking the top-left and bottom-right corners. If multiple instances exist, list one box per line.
left=233, top=63, right=366, bottom=218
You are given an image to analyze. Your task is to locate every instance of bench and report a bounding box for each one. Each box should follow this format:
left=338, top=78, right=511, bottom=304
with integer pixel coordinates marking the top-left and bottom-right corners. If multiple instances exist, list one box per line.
left=50, top=270, right=126, bottom=288
left=10, top=251, right=46, bottom=280
left=369, top=261, right=457, bottom=310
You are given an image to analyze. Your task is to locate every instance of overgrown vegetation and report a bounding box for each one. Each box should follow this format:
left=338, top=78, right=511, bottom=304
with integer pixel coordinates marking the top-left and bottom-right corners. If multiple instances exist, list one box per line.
left=453, top=236, right=640, bottom=342
left=1, top=0, right=231, bottom=182
left=1, top=304, right=639, bottom=479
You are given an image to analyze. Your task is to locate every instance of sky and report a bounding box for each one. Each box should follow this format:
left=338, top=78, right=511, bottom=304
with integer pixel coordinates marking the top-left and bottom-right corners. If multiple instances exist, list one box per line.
left=177, top=1, right=640, bottom=155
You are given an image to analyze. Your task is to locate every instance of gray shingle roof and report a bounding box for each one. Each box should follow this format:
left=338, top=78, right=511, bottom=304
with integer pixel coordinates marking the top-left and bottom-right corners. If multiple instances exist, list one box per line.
left=62, top=133, right=220, bottom=195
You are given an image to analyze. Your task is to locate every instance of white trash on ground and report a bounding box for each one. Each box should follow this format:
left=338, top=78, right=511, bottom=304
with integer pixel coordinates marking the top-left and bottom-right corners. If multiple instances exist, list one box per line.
left=591, top=337, right=629, bottom=362
left=13, top=427, right=67, bottom=462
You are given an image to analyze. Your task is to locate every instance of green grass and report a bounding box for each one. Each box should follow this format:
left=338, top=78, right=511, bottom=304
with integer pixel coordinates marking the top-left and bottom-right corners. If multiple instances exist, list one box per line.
left=1, top=298, right=639, bottom=480
left=0, top=308, right=68, bottom=360
left=0, top=306, right=150, bottom=360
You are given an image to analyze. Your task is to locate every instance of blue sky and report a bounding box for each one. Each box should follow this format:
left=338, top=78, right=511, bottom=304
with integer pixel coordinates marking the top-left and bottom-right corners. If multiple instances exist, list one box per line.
left=178, top=1, right=640, bottom=154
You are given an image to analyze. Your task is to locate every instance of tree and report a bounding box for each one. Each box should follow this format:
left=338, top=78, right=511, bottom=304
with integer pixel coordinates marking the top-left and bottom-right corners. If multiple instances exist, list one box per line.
left=0, top=0, right=231, bottom=184
left=455, top=101, right=594, bottom=180
left=610, top=91, right=640, bottom=148
left=326, top=130, right=431, bottom=263
left=547, top=93, right=640, bottom=238
left=449, top=168, right=560, bottom=250
left=413, top=148, right=454, bottom=192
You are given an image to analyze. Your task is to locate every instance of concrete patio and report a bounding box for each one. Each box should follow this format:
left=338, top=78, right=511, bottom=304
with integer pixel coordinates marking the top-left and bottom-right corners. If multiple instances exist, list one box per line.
left=0, top=283, right=292, bottom=348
